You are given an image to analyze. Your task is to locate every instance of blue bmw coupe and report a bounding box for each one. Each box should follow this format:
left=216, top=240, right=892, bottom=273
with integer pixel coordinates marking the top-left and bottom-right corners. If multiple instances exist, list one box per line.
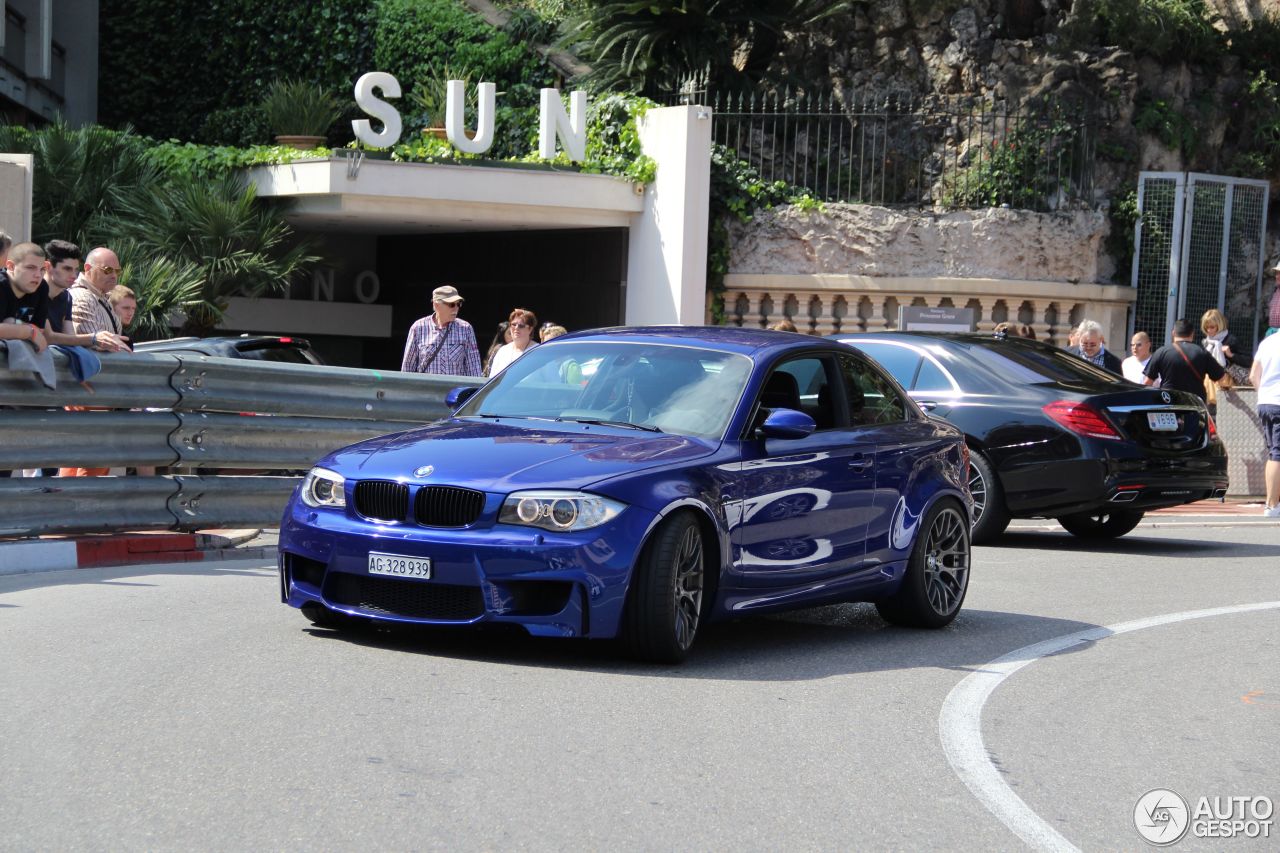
left=278, top=327, right=973, bottom=662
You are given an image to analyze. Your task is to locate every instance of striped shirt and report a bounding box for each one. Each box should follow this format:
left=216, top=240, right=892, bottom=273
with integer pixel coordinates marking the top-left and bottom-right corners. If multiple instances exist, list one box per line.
left=401, top=315, right=482, bottom=376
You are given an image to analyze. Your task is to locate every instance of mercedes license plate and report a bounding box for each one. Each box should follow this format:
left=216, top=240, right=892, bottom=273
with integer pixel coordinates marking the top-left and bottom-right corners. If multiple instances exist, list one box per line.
left=1147, top=412, right=1179, bottom=432
left=368, top=552, right=432, bottom=580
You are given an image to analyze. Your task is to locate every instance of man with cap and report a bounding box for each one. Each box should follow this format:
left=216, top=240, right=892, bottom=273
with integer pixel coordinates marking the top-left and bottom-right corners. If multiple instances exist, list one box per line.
left=401, top=284, right=482, bottom=376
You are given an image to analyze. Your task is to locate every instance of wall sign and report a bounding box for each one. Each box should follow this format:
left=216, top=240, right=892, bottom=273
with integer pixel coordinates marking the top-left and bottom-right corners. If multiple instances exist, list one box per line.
left=352, top=72, right=588, bottom=162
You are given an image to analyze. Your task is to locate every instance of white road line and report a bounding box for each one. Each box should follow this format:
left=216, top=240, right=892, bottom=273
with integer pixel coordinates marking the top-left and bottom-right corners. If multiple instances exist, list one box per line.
left=939, top=601, right=1280, bottom=852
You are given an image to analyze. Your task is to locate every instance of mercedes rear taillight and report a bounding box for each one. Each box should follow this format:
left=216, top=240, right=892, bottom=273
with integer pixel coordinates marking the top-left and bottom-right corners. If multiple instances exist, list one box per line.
left=1042, top=400, right=1122, bottom=440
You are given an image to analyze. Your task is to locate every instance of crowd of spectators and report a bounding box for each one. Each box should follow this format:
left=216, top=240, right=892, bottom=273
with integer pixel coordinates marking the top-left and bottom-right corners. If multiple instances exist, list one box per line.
left=2, top=232, right=139, bottom=478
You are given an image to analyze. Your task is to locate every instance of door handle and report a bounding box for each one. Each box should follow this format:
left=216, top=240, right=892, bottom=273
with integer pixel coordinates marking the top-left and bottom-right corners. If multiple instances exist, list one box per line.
left=848, top=454, right=873, bottom=470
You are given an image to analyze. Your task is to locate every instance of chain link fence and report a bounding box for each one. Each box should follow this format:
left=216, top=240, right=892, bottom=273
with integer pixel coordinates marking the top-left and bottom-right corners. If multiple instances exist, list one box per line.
left=1132, top=172, right=1269, bottom=351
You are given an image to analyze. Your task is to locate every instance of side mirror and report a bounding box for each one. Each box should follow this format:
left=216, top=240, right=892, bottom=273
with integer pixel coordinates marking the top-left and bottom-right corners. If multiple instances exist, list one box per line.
left=758, top=408, right=816, bottom=440
left=446, top=386, right=479, bottom=409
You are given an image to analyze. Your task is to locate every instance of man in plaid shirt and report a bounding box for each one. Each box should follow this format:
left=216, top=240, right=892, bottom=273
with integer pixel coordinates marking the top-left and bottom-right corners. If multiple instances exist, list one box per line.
left=401, top=284, right=483, bottom=376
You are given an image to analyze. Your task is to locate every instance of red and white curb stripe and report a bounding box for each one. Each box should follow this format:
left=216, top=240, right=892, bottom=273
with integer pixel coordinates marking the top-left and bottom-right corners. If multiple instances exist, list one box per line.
left=0, top=534, right=270, bottom=575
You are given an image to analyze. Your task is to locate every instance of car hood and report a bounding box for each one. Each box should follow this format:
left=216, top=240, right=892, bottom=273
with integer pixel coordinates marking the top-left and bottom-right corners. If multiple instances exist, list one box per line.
left=321, top=418, right=718, bottom=491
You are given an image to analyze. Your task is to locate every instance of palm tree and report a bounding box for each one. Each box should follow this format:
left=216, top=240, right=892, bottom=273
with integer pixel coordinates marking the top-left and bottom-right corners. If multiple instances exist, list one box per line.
left=113, top=243, right=207, bottom=343
left=103, top=172, right=318, bottom=334
left=0, top=120, right=160, bottom=248
left=562, top=0, right=850, bottom=95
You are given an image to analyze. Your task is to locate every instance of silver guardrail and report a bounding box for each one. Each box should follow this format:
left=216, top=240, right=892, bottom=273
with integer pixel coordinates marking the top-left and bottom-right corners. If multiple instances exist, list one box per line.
left=1, top=343, right=484, bottom=535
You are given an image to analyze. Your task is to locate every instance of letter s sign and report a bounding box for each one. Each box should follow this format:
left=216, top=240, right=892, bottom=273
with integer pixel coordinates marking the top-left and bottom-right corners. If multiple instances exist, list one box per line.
left=352, top=72, right=402, bottom=148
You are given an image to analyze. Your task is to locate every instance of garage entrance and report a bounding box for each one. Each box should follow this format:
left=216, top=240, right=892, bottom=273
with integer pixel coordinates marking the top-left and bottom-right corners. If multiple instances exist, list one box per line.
left=371, top=228, right=628, bottom=369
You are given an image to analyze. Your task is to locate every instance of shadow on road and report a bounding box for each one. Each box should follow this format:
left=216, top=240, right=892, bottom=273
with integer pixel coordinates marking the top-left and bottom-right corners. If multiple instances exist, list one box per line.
left=301, top=604, right=1103, bottom=682
left=991, top=530, right=1280, bottom=558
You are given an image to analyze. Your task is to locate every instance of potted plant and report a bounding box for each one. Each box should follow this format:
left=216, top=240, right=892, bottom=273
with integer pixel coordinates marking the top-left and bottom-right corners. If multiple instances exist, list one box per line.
left=411, top=63, right=478, bottom=139
left=261, top=79, right=342, bottom=149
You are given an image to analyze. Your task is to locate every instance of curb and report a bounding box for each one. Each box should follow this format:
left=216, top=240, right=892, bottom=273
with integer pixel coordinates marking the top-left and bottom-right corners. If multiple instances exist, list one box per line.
left=0, top=530, right=277, bottom=576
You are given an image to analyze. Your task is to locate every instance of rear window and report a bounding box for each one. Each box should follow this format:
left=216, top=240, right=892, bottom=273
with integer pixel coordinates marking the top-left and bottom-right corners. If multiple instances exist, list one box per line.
left=238, top=345, right=312, bottom=364
left=852, top=342, right=922, bottom=388
left=961, top=340, right=1118, bottom=384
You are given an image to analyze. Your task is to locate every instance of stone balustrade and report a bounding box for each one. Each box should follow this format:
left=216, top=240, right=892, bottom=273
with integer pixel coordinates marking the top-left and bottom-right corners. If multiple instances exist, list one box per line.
left=719, top=274, right=1138, bottom=348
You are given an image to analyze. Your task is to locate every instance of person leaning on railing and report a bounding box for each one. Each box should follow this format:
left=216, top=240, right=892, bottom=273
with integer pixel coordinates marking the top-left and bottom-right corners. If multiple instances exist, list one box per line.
left=60, top=246, right=135, bottom=478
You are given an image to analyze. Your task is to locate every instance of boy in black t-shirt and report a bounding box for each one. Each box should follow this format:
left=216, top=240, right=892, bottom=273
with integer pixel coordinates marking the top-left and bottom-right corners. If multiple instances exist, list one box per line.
left=1, top=242, right=50, bottom=352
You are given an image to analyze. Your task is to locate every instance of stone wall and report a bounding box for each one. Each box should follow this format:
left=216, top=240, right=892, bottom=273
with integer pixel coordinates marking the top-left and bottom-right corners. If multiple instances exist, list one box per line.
left=727, top=204, right=1113, bottom=282
left=722, top=202, right=1135, bottom=347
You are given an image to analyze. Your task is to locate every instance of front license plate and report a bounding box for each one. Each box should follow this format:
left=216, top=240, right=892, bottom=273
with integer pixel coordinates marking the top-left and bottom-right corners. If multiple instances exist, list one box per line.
left=368, top=552, right=432, bottom=580
left=1147, top=412, right=1179, bottom=432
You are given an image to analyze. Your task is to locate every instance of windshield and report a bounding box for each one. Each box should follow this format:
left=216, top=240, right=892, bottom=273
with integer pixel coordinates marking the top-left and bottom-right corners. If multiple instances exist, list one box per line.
left=457, top=341, right=753, bottom=440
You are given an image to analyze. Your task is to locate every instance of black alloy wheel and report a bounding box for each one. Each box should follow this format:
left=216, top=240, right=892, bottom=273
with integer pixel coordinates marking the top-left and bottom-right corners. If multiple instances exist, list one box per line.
left=1056, top=509, right=1145, bottom=539
left=967, top=451, right=1010, bottom=544
left=622, top=512, right=705, bottom=663
left=876, top=499, right=971, bottom=629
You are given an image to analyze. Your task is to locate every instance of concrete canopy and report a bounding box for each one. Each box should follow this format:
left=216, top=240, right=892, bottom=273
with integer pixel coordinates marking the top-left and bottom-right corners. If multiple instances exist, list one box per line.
left=246, top=158, right=645, bottom=234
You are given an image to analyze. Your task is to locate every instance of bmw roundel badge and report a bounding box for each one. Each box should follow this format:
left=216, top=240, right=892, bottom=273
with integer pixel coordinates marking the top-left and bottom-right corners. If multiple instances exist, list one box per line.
left=414, top=465, right=434, bottom=478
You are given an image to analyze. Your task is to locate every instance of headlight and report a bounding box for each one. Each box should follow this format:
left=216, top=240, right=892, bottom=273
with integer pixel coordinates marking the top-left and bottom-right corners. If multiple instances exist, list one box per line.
left=498, top=490, right=625, bottom=532
left=301, top=467, right=346, bottom=508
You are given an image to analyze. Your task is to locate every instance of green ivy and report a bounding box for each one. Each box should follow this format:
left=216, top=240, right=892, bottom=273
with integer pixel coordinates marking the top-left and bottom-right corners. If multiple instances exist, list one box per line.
left=705, top=145, right=820, bottom=324
left=1106, top=190, right=1140, bottom=284
left=941, top=112, right=1085, bottom=209
left=1058, top=0, right=1223, bottom=64
left=1134, top=92, right=1201, bottom=157
left=99, top=0, right=378, bottom=144
left=143, top=141, right=336, bottom=183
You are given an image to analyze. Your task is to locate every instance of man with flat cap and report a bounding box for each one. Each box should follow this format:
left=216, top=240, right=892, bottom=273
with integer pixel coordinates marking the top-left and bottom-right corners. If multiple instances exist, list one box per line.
left=401, top=284, right=482, bottom=376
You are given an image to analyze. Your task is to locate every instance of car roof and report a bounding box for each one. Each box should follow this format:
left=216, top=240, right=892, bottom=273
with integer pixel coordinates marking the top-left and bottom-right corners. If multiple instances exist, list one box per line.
left=135, top=335, right=310, bottom=351
left=832, top=330, right=1045, bottom=347
left=554, top=325, right=832, bottom=357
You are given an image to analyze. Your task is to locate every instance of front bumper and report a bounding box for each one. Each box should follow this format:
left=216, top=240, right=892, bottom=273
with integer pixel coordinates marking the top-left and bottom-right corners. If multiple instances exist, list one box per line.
left=278, top=498, right=658, bottom=639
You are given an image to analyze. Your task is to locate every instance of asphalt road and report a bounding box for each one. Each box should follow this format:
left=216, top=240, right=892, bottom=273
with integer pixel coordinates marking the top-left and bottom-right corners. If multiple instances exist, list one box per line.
left=2, top=518, right=1278, bottom=851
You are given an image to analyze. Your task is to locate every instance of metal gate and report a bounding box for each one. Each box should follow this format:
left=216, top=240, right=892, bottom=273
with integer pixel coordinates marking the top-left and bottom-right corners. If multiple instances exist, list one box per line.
left=1130, top=172, right=1269, bottom=351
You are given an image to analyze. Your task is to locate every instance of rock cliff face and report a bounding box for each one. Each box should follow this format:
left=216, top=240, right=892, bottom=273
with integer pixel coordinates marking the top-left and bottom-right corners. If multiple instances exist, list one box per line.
left=776, top=0, right=1256, bottom=196
left=723, top=1, right=1279, bottom=285
left=728, top=204, right=1112, bottom=283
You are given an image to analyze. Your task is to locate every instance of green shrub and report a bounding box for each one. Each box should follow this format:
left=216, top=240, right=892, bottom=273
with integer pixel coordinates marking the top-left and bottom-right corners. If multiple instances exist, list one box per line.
left=1059, top=0, right=1223, bottom=64
left=99, top=0, right=378, bottom=142
left=373, top=0, right=553, bottom=105
left=1133, top=92, right=1200, bottom=157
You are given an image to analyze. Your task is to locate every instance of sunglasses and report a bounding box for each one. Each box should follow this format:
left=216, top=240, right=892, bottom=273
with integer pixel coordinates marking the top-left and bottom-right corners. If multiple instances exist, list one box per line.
left=93, top=263, right=123, bottom=276
left=510, top=322, right=530, bottom=329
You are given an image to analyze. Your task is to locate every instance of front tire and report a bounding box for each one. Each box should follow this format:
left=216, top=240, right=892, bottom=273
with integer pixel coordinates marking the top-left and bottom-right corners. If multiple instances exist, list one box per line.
left=1056, top=509, right=1144, bottom=539
left=301, top=602, right=364, bottom=630
left=622, top=512, right=705, bottom=664
left=876, top=498, right=971, bottom=629
left=967, top=451, right=1010, bottom=544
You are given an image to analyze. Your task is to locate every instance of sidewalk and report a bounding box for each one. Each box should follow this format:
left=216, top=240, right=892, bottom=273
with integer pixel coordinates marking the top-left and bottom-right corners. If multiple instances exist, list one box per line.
left=1149, top=497, right=1269, bottom=516
left=0, top=529, right=278, bottom=576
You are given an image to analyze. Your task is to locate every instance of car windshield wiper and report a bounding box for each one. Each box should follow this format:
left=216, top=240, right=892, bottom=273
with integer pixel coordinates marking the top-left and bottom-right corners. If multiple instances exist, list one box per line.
left=467, top=413, right=557, bottom=422
left=557, top=417, right=662, bottom=433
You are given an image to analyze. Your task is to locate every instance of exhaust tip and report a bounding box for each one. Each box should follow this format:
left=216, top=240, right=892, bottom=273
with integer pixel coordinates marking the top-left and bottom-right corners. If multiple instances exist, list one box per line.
left=1212, top=488, right=1227, bottom=499
left=1110, top=490, right=1140, bottom=503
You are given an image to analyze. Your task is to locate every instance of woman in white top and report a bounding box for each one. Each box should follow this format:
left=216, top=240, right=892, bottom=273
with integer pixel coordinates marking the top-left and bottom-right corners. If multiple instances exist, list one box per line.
left=487, top=307, right=538, bottom=376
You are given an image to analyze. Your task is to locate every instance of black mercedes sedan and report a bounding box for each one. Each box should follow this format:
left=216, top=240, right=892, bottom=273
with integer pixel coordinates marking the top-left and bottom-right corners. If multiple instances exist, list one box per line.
left=834, top=332, right=1229, bottom=542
